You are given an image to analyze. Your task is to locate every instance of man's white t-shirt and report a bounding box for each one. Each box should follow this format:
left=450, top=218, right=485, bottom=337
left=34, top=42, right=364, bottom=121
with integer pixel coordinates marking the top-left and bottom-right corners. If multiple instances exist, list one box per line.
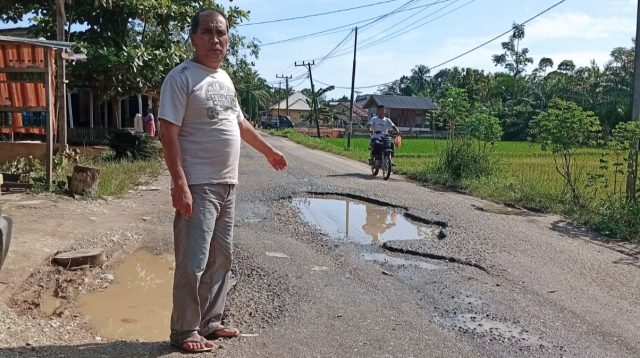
left=369, top=116, right=395, bottom=137
left=159, top=60, right=244, bottom=185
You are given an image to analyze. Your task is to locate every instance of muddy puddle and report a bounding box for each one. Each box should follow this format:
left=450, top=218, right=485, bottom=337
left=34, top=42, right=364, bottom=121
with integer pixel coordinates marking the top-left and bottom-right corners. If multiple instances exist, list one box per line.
left=76, top=249, right=174, bottom=342
left=293, top=197, right=439, bottom=245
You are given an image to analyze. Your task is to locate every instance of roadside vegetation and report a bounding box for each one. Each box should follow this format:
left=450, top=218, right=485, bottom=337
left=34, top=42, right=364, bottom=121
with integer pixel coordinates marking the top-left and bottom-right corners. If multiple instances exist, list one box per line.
left=271, top=24, right=640, bottom=243
left=273, top=117, right=640, bottom=242
left=1, top=132, right=163, bottom=198
left=2, top=4, right=639, bottom=240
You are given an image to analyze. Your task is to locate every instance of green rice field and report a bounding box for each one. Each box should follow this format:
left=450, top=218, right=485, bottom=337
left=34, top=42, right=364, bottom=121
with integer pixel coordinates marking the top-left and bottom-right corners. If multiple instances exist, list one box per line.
left=280, top=131, right=627, bottom=209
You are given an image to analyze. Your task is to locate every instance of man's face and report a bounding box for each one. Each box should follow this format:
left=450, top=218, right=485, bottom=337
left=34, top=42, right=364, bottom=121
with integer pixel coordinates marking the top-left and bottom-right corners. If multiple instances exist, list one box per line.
left=377, top=108, right=385, bottom=118
left=190, top=11, right=229, bottom=69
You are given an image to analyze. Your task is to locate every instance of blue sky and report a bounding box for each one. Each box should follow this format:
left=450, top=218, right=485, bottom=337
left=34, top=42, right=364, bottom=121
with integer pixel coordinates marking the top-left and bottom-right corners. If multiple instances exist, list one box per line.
left=1, top=0, right=635, bottom=99
left=218, top=0, right=637, bottom=98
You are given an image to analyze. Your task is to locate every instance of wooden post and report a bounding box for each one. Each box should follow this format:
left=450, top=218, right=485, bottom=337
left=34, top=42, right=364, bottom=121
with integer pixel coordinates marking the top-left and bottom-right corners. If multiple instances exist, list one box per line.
left=45, top=48, right=53, bottom=189
left=89, top=89, right=94, bottom=128
left=103, top=100, right=108, bottom=128
left=56, top=0, right=67, bottom=152
left=67, top=91, right=73, bottom=129
left=347, top=27, right=358, bottom=149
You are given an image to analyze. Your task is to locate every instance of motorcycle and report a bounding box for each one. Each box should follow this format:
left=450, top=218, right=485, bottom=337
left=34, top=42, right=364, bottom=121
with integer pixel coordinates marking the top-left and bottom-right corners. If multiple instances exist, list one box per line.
left=368, top=131, right=395, bottom=180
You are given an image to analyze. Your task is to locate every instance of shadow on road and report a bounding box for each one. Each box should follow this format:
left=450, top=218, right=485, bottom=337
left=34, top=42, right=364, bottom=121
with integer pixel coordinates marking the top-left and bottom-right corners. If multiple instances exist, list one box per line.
left=551, top=219, right=640, bottom=266
left=0, top=341, right=215, bottom=358
left=325, top=172, right=401, bottom=181
left=551, top=219, right=604, bottom=241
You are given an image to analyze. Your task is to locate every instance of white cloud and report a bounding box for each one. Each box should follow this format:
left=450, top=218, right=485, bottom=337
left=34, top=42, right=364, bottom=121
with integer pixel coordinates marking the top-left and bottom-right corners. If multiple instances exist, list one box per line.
left=526, top=12, right=634, bottom=41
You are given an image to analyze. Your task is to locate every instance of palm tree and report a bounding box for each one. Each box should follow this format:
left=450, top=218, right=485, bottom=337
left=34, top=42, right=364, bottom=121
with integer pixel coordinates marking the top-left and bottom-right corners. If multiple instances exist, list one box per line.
left=409, top=64, right=431, bottom=94
left=235, top=70, right=271, bottom=124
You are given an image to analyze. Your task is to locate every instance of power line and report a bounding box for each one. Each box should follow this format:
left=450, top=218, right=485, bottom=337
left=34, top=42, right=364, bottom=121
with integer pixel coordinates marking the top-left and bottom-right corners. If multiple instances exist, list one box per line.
left=359, top=0, right=421, bottom=29
left=358, top=0, right=474, bottom=52
left=314, top=0, right=568, bottom=90
left=238, top=0, right=403, bottom=26
left=258, top=0, right=455, bottom=47
left=429, top=0, right=567, bottom=70
left=327, top=0, right=472, bottom=59
left=267, top=1, right=422, bottom=82
left=267, top=0, right=452, bottom=78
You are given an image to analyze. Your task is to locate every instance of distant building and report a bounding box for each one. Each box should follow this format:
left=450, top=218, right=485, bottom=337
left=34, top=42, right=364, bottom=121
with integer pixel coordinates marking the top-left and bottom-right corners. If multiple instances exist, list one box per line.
left=363, top=94, right=438, bottom=129
left=268, top=91, right=311, bottom=124
left=329, top=101, right=368, bottom=126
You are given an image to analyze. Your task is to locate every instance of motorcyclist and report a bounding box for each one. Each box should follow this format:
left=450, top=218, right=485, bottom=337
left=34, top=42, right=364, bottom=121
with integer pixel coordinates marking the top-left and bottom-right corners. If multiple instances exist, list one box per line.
left=368, top=104, right=400, bottom=165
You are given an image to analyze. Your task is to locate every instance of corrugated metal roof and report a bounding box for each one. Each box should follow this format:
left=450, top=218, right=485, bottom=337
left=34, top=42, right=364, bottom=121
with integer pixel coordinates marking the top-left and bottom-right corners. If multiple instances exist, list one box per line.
left=364, top=95, right=438, bottom=110
left=0, top=35, right=73, bottom=50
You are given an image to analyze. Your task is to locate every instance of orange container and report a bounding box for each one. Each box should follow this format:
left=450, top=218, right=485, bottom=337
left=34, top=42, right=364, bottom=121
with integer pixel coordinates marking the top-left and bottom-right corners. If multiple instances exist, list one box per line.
left=0, top=46, right=10, bottom=107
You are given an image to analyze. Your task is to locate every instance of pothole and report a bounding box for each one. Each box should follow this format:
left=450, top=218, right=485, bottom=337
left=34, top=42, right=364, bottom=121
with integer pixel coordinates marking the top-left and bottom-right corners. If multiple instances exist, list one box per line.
left=438, top=313, right=552, bottom=348
left=360, top=253, right=440, bottom=270
left=292, top=197, right=443, bottom=245
left=475, top=203, right=527, bottom=216
left=76, top=249, right=174, bottom=341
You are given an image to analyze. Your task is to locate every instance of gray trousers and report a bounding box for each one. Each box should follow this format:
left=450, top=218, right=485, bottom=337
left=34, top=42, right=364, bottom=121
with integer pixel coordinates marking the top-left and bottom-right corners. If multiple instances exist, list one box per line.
left=170, top=184, right=236, bottom=343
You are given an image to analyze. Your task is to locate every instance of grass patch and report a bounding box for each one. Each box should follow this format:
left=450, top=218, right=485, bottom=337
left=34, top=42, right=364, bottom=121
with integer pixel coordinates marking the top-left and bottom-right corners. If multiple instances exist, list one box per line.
left=25, top=145, right=164, bottom=198
left=88, top=158, right=163, bottom=198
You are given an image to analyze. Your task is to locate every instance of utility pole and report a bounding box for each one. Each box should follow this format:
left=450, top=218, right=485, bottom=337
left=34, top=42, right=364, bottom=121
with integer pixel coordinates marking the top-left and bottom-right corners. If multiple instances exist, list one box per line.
left=55, top=0, right=67, bottom=152
left=296, top=60, right=320, bottom=138
left=276, top=74, right=292, bottom=117
left=277, top=81, right=282, bottom=130
left=347, top=27, right=358, bottom=149
left=627, top=1, right=640, bottom=199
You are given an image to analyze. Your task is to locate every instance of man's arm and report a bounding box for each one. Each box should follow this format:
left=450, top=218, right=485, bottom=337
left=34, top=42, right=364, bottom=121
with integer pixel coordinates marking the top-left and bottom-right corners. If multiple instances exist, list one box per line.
left=159, top=120, right=192, bottom=217
left=388, top=118, right=400, bottom=134
left=238, top=120, right=287, bottom=171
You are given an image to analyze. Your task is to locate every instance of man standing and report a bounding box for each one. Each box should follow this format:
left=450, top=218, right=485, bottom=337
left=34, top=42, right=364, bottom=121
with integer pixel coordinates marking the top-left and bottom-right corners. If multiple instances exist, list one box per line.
left=158, top=8, right=287, bottom=353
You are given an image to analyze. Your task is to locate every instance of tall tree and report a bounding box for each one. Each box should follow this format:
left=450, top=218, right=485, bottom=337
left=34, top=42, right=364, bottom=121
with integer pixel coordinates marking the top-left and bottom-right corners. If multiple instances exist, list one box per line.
left=492, top=23, right=533, bottom=77
left=0, top=0, right=259, bottom=127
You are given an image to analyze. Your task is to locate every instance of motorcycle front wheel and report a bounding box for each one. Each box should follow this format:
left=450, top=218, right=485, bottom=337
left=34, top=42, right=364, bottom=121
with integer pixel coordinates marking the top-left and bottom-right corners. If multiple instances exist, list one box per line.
left=382, top=154, right=392, bottom=180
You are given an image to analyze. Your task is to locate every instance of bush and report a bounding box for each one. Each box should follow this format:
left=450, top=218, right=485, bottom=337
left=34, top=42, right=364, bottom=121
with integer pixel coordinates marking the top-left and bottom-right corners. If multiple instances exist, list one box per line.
left=430, top=139, right=495, bottom=184
left=108, top=129, right=161, bottom=161
left=589, top=196, right=640, bottom=241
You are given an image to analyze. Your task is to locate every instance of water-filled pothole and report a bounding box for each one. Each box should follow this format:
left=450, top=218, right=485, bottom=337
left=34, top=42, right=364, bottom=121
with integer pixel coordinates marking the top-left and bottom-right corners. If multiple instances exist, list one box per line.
left=293, top=197, right=441, bottom=245
left=77, top=249, right=174, bottom=341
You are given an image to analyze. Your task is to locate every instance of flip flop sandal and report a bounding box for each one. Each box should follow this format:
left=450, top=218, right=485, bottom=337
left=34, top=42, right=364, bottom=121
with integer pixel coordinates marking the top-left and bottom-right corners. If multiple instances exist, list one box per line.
left=206, top=326, right=240, bottom=339
left=171, top=334, right=217, bottom=353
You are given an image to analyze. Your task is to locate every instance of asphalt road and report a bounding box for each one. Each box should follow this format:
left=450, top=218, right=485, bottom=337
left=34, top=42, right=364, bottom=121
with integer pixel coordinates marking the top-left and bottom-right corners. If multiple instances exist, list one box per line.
left=1, top=133, right=638, bottom=358
left=221, top=134, right=640, bottom=358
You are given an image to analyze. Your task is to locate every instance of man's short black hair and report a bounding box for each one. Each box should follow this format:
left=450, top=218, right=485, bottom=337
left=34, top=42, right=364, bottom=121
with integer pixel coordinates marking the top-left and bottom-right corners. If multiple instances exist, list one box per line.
left=190, top=8, right=229, bottom=34
left=377, top=104, right=385, bottom=109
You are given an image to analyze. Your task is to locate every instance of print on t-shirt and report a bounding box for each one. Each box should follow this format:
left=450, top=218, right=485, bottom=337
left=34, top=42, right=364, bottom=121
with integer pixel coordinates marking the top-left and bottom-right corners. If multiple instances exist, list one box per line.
left=205, top=80, right=237, bottom=121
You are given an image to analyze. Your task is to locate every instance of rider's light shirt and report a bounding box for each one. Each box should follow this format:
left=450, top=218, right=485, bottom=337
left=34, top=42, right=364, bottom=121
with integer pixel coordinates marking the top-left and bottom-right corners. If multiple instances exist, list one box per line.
left=369, top=116, right=395, bottom=139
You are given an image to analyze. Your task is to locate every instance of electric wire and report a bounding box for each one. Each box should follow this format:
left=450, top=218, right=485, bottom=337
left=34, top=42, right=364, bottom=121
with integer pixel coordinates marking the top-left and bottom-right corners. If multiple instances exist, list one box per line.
left=238, top=0, right=403, bottom=26
left=314, top=0, right=568, bottom=90
left=267, top=0, right=439, bottom=80
left=358, top=0, right=474, bottom=52
left=325, top=0, right=470, bottom=60
left=258, top=0, right=454, bottom=47
left=429, top=0, right=567, bottom=70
